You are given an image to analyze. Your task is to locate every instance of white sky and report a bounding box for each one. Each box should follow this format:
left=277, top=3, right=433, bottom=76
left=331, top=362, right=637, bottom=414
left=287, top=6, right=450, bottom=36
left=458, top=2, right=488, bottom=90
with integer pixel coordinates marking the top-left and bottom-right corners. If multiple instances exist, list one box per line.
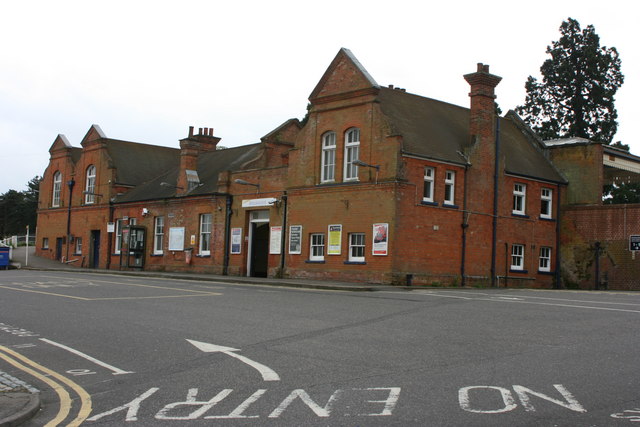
left=1, top=0, right=637, bottom=193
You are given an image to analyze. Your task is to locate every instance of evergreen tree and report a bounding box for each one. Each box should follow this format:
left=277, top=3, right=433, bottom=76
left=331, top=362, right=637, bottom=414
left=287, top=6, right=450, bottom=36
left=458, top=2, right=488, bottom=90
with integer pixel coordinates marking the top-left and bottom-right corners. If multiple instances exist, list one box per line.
left=0, top=176, right=41, bottom=237
left=516, top=18, right=624, bottom=144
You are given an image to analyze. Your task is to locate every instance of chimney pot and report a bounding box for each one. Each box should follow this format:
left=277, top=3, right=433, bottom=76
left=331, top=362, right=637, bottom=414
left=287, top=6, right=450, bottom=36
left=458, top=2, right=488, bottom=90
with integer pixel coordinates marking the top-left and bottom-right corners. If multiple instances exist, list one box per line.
left=199, top=128, right=203, bottom=135
left=189, top=126, right=194, bottom=137
left=209, top=128, right=213, bottom=136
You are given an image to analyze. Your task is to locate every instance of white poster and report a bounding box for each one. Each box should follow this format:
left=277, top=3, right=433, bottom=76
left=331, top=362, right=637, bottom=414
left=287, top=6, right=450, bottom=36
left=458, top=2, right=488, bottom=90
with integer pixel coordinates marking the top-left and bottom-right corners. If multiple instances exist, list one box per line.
left=372, top=223, right=389, bottom=256
left=231, top=228, right=242, bottom=254
left=270, top=226, right=282, bottom=255
left=169, top=227, right=185, bottom=251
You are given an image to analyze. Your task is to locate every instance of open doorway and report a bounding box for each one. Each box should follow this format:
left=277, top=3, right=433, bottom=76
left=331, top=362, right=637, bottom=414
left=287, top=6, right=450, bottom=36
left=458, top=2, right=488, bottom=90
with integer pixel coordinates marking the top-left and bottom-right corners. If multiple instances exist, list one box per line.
left=248, top=210, right=269, bottom=277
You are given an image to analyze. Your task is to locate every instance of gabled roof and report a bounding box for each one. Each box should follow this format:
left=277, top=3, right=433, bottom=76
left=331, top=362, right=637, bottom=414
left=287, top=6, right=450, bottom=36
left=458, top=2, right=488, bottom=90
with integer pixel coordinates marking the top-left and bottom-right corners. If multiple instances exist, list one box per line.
left=309, top=48, right=379, bottom=101
left=114, top=143, right=262, bottom=202
left=377, top=86, right=566, bottom=184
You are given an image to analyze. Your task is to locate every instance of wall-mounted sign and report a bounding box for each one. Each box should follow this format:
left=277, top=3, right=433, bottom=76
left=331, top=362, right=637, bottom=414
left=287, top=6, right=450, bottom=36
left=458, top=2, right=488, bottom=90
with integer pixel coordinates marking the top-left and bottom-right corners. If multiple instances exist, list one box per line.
left=372, top=223, right=389, bottom=256
left=242, top=198, right=277, bottom=208
left=270, top=226, right=282, bottom=254
left=107, top=222, right=115, bottom=233
left=169, top=227, right=185, bottom=251
left=328, top=224, right=342, bottom=255
left=289, top=225, right=302, bottom=254
left=231, top=228, right=242, bottom=254
left=630, top=235, right=640, bottom=251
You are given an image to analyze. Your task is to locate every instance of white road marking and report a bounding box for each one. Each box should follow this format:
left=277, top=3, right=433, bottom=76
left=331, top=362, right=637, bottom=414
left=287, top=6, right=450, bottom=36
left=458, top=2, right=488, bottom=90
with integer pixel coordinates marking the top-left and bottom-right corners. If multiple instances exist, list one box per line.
left=40, top=338, right=134, bottom=375
left=187, top=339, right=280, bottom=381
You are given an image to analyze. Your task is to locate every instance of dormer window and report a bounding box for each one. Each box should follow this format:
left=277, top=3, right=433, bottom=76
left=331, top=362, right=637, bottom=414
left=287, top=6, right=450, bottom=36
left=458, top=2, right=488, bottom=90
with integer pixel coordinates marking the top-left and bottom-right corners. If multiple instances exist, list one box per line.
left=186, top=169, right=200, bottom=192
left=321, top=132, right=336, bottom=183
left=85, top=165, right=96, bottom=204
left=52, top=171, right=62, bottom=207
left=343, top=128, right=360, bottom=181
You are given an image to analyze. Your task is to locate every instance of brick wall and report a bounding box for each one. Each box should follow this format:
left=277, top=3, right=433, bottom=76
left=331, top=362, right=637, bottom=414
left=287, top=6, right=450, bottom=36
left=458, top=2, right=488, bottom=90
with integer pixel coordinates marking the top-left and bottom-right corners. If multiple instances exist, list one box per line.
left=562, top=204, right=640, bottom=290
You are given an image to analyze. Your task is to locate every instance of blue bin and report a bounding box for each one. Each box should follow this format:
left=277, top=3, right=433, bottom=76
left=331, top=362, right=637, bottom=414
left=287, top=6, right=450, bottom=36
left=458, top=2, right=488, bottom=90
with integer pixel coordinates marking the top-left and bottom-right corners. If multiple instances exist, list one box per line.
left=0, top=247, right=9, bottom=269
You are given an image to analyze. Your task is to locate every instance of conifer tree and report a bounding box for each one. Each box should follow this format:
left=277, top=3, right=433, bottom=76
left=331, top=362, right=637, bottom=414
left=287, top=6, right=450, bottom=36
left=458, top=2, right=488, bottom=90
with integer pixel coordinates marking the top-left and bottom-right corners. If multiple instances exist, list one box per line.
left=516, top=18, right=624, bottom=144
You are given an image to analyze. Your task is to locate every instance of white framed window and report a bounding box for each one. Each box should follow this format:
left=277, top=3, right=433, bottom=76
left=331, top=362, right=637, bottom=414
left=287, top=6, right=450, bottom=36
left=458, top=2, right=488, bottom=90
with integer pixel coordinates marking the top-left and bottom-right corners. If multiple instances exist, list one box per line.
left=310, top=233, right=325, bottom=261
left=114, top=219, right=124, bottom=254
left=513, top=183, right=526, bottom=215
left=444, top=170, right=455, bottom=205
left=511, top=244, right=525, bottom=271
left=423, top=167, right=434, bottom=202
left=74, top=237, right=82, bottom=255
left=348, top=233, right=365, bottom=262
left=52, top=171, right=62, bottom=207
left=42, top=237, right=49, bottom=249
left=321, top=132, right=336, bottom=183
left=85, top=165, right=96, bottom=204
left=153, top=216, right=164, bottom=255
left=540, top=188, right=553, bottom=219
left=343, top=128, right=360, bottom=181
left=539, top=247, right=551, bottom=272
left=199, top=213, right=212, bottom=255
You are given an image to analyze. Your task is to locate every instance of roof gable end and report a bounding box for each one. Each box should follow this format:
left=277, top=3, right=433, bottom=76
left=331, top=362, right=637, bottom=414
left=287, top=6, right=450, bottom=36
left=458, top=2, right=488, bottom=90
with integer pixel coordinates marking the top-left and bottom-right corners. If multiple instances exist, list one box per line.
left=80, top=124, right=107, bottom=147
left=309, top=48, right=379, bottom=102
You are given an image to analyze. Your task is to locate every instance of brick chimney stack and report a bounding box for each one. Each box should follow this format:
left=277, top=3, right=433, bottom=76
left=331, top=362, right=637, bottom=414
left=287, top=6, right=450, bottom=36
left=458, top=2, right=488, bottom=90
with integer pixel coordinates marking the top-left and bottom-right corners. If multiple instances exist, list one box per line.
left=464, top=63, right=502, bottom=140
left=176, top=126, right=222, bottom=194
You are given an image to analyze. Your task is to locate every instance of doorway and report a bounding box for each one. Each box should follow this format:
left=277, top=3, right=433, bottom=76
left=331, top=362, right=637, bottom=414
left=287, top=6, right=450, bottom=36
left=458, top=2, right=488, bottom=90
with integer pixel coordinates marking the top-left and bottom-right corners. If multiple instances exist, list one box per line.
left=55, top=237, right=63, bottom=261
left=90, top=230, right=100, bottom=268
left=248, top=210, right=269, bottom=278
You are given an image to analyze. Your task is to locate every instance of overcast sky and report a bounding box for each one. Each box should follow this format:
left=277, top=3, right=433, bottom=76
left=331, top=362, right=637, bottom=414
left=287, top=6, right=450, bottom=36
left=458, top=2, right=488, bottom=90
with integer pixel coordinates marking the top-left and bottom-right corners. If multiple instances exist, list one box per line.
left=1, top=0, right=637, bottom=193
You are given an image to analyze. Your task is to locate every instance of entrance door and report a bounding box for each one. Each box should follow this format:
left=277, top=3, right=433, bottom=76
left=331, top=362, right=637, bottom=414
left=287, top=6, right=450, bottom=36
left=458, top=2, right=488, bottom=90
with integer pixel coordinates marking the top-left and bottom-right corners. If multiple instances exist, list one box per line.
left=250, top=222, right=269, bottom=277
left=90, top=230, right=101, bottom=268
left=55, top=238, right=63, bottom=261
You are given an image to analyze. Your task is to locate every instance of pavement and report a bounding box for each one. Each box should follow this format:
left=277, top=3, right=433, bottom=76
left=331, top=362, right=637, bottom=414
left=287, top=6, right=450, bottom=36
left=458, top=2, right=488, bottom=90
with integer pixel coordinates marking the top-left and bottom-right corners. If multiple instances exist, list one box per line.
left=1, top=245, right=405, bottom=425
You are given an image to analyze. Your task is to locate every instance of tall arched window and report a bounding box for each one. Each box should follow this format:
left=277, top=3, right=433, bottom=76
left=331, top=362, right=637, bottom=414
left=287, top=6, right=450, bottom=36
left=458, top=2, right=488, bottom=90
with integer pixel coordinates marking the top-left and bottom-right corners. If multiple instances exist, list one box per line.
left=321, top=131, right=336, bottom=183
left=343, top=127, right=360, bottom=181
left=85, top=165, right=96, bottom=204
left=52, top=171, right=62, bottom=207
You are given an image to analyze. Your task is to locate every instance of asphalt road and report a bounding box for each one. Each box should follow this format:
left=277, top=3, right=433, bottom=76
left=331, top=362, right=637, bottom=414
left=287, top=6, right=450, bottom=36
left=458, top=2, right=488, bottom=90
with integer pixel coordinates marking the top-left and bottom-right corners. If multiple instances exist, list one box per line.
left=1, top=270, right=639, bottom=426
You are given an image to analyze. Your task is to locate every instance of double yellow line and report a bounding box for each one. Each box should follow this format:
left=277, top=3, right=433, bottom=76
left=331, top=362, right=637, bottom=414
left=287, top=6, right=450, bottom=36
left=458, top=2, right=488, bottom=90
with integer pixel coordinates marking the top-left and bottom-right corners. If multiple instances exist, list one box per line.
left=0, top=345, right=92, bottom=426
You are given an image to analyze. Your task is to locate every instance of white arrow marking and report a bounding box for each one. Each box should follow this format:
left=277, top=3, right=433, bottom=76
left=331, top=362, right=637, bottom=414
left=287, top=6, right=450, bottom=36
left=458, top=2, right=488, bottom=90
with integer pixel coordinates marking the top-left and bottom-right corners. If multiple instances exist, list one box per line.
left=187, top=339, right=280, bottom=382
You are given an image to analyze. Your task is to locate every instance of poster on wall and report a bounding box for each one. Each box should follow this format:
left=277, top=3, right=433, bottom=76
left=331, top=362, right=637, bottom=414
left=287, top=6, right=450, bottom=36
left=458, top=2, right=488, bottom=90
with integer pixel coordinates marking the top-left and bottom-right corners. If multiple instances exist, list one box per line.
left=230, top=228, right=242, bottom=254
left=289, top=225, right=302, bottom=254
left=372, top=223, right=389, bottom=256
left=630, top=235, right=640, bottom=251
left=270, top=226, right=282, bottom=254
left=168, top=227, right=185, bottom=251
left=328, top=224, right=342, bottom=255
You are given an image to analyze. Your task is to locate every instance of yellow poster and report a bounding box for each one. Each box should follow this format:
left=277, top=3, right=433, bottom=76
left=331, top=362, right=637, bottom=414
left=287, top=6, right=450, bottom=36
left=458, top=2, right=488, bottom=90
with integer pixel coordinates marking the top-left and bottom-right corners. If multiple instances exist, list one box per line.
left=328, top=224, right=342, bottom=255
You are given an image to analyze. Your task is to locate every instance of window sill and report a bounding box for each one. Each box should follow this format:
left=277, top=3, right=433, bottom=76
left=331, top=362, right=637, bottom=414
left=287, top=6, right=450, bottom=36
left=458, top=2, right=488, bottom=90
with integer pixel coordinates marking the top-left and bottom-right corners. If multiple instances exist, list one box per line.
left=305, top=260, right=325, bottom=264
left=196, top=254, right=211, bottom=258
left=538, top=270, right=555, bottom=275
left=443, top=203, right=459, bottom=209
left=511, top=213, right=530, bottom=219
left=150, top=253, right=164, bottom=257
left=420, top=201, right=438, bottom=207
left=344, top=261, right=366, bottom=265
left=539, top=216, right=555, bottom=222
left=509, top=269, right=528, bottom=274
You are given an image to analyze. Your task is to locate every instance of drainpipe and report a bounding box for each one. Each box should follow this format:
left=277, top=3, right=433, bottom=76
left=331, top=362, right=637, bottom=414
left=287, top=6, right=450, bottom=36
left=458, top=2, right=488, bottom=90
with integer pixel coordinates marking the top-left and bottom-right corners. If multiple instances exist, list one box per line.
left=279, top=192, right=288, bottom=275
left=222, top=194, right=232, bottom=275
left=490, top=116, right=501, bottom=287
left=458, top=152, right=470, bottom=287
left=65, top=179, right=75, bottom=262
left=594, top=241, right=601, bottom=290
left=554, top=185, right=562, bottom=289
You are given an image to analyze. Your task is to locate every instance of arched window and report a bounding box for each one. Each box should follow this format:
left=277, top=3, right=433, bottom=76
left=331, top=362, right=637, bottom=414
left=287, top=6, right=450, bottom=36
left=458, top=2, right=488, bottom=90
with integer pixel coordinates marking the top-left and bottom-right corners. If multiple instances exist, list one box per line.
left=321, top=131, right=336, bottom=183
left=85, top=165, right=96, bottom=204
left=343, top=128, right=360, bottom=181
left=52, top=171, right=62, bottom=207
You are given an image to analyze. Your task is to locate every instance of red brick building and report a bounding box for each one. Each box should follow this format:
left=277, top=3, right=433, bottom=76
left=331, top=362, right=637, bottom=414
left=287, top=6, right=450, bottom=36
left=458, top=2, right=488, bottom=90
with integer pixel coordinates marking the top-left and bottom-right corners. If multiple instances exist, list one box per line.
left=36, top=48, right=637, bottom=288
